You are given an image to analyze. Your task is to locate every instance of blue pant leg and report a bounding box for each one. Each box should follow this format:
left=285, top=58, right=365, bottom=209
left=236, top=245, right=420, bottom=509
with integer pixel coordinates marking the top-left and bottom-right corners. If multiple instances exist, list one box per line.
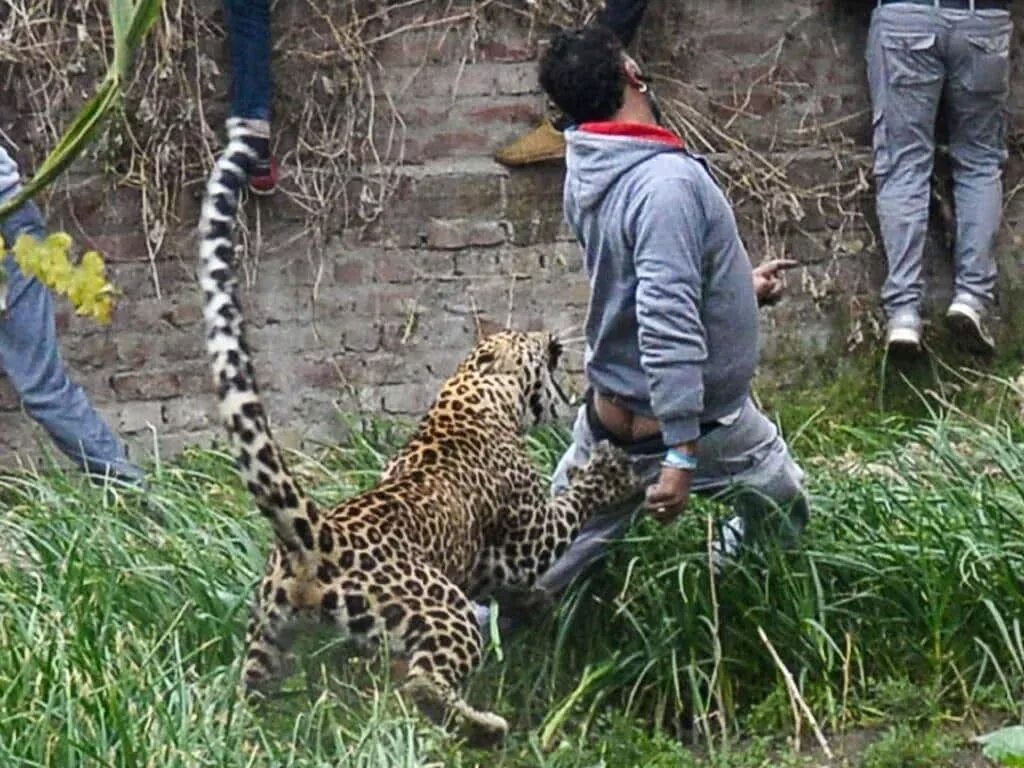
left=600, top=0, right=649, bottom=46
left=0, top=256, right=142, bottom=482
left=225, top=0, right=272, bottom=121
left=0, top=161, right=142, bottom=482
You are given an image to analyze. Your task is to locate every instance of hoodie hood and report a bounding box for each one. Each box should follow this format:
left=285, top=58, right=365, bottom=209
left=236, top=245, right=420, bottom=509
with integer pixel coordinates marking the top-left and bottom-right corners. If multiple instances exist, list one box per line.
left=565, top=122, right=685, bottom=213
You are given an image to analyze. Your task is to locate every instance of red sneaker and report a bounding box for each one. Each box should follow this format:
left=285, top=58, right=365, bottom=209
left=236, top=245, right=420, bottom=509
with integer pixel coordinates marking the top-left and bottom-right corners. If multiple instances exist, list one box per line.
left=248, top=155, right=279, bottom=195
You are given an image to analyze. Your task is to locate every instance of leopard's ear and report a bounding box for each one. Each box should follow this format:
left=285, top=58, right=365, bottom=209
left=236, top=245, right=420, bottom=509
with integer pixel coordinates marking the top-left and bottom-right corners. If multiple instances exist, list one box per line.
left=473, top=314, right=506, bottom=343
left=470, top=344, right=518, bottom=375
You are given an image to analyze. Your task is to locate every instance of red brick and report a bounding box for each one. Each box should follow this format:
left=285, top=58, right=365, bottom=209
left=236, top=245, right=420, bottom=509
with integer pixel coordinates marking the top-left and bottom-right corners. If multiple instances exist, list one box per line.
left=160, top=301, right=202, bottom=329
left=374, top=249, right=455, bottom=281
left=380, top=382, right=440, bottom=415
left=85, top=233, right=151, bottom=263
left=63, top=334, right=117, bottom=369
left=60, top=184, right=142, bottom=234
left=426, top=218, right=510, bottom=250
left=477, top=41, right=534, bottom=63
left=343, top=324, right=382, bottom=353
left=467, top=103, right=541, bottom=126
left=295, top=359, right=345, bottom=389
left=419, top=131, right=491, bottom=160
left=110, top=369, right=207, bottom=401
left=116, top=401, right=163, bottom=435
left=495, top=63, right=540, bottom=96
left=334, top=259, right=367, bottom=284
left=161, top=397, right=214, bottom=432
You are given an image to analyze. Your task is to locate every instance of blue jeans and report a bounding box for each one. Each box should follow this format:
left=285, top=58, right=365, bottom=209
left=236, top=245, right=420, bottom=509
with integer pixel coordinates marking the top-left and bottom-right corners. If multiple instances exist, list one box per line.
left=601, top=0, right=649, bottom=47
left=0, top=148, right=143, bottom=483
left=225, top=0, right=272, bottom=122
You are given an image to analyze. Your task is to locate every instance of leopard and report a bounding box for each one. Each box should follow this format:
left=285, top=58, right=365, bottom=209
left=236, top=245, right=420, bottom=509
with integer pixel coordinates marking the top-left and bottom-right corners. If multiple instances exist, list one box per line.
left=197, top=117, right=643, bottom=745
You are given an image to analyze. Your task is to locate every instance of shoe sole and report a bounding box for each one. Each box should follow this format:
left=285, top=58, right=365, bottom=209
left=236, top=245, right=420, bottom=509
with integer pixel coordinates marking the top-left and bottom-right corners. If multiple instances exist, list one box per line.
left=886, top=340, right=923, bottom=360
left=494, top=151, right=566, bottom=168
left=886, top=328, right=922, bottom=357
left=946, top=311, right=994, bottom=355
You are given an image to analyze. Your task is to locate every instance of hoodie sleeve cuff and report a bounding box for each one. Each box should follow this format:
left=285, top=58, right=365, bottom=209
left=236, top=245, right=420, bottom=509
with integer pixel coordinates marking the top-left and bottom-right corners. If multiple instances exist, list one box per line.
left=0, top=147, right=21, bottom=202
left=661, top=416, right=701, bottom=447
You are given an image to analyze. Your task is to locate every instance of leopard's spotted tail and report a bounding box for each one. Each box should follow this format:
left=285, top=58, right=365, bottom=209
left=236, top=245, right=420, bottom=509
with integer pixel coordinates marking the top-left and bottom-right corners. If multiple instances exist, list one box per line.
left=199, top=118, right=320, bottom=555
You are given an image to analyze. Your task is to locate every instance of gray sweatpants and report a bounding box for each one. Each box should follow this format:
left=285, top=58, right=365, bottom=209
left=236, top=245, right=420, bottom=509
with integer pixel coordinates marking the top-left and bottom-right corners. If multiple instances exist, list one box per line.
left=867, top=3, right=1012, bottom=317
left=533, top=396, right=810, bottom=595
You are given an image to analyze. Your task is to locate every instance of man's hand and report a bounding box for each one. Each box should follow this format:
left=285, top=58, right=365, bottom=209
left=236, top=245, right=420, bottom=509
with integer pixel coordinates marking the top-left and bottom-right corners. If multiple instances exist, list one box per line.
left=645, top=465, right=692, bottom=525
left=753, top=258, right=798, bottom=306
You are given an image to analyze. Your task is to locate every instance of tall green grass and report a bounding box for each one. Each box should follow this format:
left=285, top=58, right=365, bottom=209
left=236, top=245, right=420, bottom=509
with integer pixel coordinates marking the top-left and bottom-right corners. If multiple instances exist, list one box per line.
left=1, top=405, right=1022, bottom=766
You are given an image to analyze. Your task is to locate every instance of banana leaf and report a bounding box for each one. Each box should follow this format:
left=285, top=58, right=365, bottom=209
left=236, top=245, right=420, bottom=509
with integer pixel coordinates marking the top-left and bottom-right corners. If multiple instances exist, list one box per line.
left=0, top=0, right=163, bottom=222
left=0, top=0, right=163, bottom=312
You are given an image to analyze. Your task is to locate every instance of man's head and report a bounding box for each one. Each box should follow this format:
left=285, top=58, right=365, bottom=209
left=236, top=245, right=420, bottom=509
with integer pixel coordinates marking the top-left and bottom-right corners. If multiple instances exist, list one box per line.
left=539, top=24, right=648, bottom=125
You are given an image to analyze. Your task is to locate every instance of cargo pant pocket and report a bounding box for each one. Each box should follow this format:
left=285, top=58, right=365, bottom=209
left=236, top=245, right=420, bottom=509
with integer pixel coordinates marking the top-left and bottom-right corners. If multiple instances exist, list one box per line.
left=881, top=32, right=942, bottom=87
left=966, top=32, right=1011, bottom=94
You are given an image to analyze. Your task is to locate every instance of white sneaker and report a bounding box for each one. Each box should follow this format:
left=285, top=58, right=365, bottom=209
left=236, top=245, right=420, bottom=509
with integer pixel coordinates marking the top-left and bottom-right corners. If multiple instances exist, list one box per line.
left=473, top=602, right=492, bottom=642
left=885, top=313, right=922, bottom=354
left=946, top=300, right=994, bottom=355
left=711, top=515, right=746, bottom=573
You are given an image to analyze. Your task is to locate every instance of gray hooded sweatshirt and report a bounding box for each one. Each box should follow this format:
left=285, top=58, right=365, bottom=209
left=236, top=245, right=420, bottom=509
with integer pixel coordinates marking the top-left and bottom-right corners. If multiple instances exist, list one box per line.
left=563, top=124, right=759, bottom=446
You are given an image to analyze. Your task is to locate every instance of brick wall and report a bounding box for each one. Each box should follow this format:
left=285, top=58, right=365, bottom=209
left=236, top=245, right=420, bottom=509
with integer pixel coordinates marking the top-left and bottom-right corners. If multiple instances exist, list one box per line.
left=1, top=0, right=1023, bottom=468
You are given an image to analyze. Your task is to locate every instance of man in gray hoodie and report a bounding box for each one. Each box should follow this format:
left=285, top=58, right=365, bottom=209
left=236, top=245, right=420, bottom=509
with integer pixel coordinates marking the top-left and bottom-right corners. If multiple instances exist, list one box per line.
left=529, top=24, right=810, bottom=596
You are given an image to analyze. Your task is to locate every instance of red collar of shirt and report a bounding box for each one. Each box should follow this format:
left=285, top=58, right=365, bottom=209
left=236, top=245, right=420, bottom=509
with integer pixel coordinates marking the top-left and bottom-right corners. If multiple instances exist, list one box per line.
left=577, top=121, right=685, bottom=149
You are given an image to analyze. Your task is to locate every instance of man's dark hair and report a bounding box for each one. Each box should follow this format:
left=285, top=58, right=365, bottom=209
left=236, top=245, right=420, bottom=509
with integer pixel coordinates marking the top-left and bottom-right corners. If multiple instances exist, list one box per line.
left=539, top=24, right=626, bottom=124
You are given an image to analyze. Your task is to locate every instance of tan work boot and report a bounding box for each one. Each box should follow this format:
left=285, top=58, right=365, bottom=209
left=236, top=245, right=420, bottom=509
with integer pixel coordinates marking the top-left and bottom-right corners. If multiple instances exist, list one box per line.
left=494, top=120, right=566, bottom=167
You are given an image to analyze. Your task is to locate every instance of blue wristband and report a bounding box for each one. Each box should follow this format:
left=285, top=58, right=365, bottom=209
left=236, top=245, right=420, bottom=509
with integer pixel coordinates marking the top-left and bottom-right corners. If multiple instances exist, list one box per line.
left=662, top=448, right=697, bottom=471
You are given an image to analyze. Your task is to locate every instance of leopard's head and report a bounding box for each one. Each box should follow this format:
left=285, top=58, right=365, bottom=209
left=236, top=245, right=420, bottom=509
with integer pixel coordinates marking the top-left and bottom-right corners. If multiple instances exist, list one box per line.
left=458, top=330, right=572, bottom=430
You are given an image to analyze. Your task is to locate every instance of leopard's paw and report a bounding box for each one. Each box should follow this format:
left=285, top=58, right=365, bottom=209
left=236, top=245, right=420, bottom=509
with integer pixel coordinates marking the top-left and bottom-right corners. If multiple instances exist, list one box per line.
left=574, top=441, right=642, bottom=503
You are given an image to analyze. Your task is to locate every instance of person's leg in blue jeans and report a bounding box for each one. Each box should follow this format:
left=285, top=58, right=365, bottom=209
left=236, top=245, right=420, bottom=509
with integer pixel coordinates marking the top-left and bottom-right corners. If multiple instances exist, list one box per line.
left=0, top=148, right=143, bottom=484
left=600, top=0, right=649, bottom=47
left=495, top=1, right=650, bottom=166
left=224, top=0, right=277, bottom=194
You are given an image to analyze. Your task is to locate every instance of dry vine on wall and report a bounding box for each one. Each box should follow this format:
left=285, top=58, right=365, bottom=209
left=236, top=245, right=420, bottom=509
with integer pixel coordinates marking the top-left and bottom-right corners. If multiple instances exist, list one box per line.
left=3, top=0, right=969, bottom=353
left=0, top=0, right=602, bottom=295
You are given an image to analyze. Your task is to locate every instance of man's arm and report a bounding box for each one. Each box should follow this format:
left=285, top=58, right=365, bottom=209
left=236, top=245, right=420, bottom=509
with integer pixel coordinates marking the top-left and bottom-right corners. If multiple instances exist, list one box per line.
left=632, top=177, right=707, bottom=522
left=633, top=177, right=707, bottom=445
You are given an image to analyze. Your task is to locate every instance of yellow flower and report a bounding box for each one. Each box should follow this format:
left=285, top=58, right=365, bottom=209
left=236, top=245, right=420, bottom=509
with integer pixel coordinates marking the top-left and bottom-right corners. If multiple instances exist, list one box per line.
left=3, top=232, right=117, bottom=324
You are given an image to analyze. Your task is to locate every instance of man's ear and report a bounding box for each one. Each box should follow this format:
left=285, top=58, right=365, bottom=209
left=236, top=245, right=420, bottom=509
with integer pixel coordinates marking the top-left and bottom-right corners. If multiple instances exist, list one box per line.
left=622, top=54, right=645, bottom=90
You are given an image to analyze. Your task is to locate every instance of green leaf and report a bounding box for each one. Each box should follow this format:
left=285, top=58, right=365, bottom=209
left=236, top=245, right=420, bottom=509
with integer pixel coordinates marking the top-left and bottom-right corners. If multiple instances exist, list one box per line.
left=0, top=81, right=118, bottom=221
left=976, top=726, right=1024, bottom=766
left=110, top=0, right=162, bottom=79
left=0, top=0, right=164, bottom=223
left=109, top=0, right=132, bottom=78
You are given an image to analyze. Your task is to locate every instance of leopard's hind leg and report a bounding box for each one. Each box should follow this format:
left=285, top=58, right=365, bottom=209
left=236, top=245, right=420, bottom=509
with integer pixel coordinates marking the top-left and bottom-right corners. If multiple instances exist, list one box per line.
left=321, top=560, right=508, bottom=746
left=400, top=566, right=508, bottom=747
left=241, top=554, right=302, bottom=696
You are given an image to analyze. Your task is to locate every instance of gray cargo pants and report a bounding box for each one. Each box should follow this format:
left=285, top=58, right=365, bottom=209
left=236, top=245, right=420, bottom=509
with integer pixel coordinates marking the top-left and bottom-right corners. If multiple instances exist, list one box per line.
left=533, top=396, right=810, bottom=595
left=867, top=3, right=1012, bottom=317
